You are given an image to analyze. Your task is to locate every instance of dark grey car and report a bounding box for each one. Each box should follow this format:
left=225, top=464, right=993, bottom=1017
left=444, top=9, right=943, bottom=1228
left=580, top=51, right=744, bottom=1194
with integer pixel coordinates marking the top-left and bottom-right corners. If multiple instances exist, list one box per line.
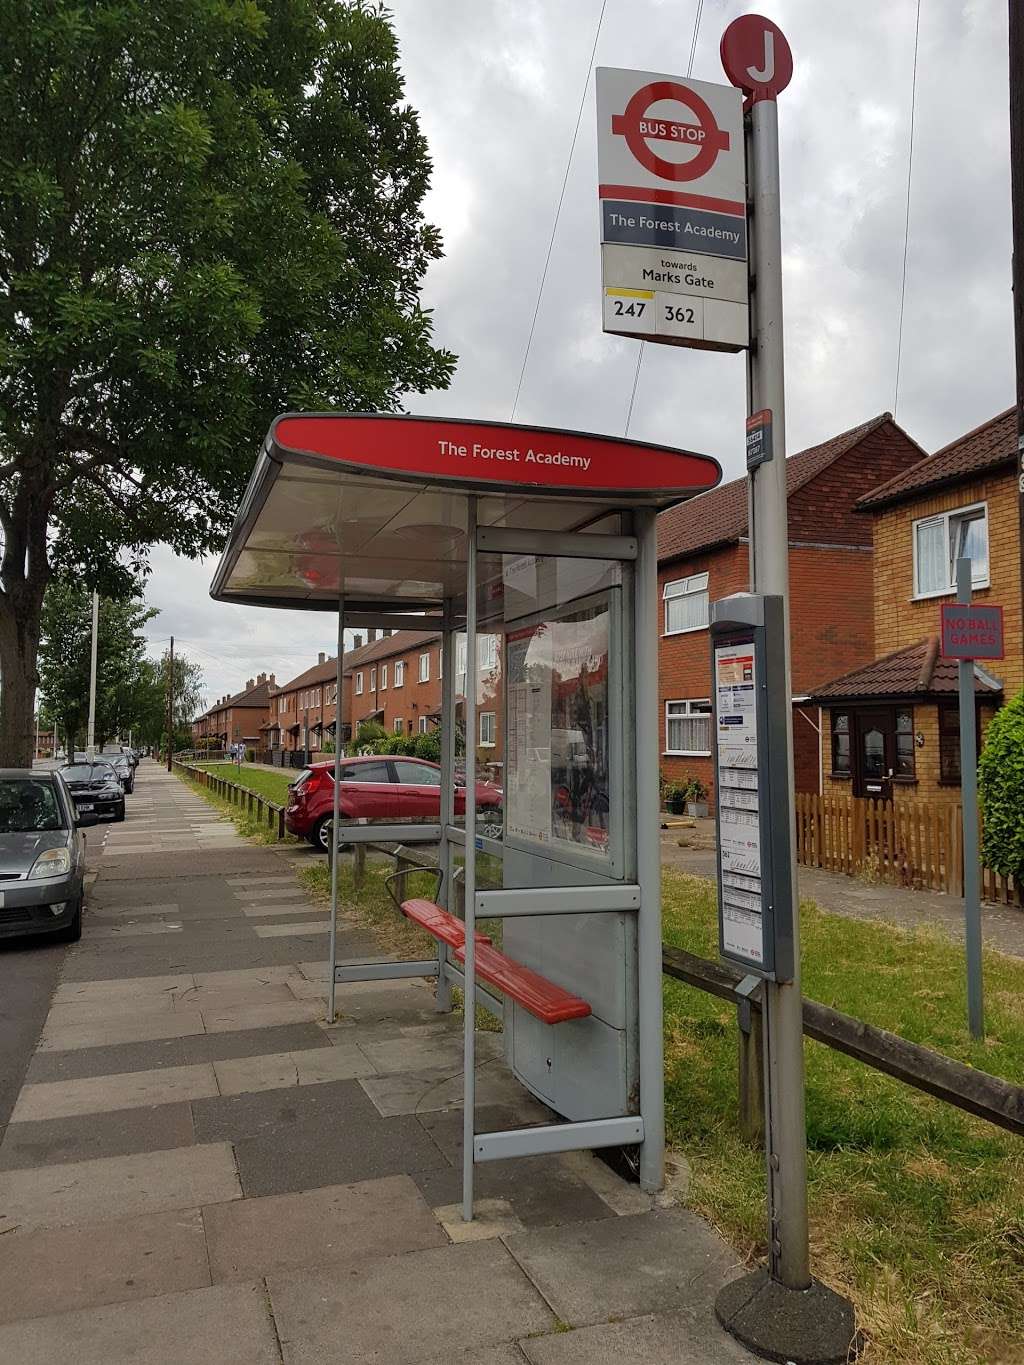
left=0, top=771, right=96, bottom=942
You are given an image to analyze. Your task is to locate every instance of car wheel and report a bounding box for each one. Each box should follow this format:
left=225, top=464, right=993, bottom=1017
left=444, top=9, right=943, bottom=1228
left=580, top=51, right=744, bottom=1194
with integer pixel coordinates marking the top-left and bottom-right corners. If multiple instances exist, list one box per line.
left=115, top=803, right=126, bottom=822
left=60, top=901, right=82, bottom=943
left=313, top=817, right=347, bottom=852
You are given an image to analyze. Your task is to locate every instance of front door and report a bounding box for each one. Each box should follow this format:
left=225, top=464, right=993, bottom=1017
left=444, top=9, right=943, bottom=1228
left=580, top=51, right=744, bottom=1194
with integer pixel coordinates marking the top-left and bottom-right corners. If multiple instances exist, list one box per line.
left=853, top=708, right=893, bottom=800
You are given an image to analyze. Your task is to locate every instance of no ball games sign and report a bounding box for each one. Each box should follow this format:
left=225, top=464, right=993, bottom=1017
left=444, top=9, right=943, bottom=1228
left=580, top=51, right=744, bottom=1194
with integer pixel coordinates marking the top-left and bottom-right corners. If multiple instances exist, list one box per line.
left=596, top=67, right=747, bottom=351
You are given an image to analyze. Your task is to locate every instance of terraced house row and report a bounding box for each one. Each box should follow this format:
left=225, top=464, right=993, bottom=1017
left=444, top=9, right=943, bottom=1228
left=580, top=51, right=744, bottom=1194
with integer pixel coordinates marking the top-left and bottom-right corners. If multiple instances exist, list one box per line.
left=194, top=406, right=1022, bottom=807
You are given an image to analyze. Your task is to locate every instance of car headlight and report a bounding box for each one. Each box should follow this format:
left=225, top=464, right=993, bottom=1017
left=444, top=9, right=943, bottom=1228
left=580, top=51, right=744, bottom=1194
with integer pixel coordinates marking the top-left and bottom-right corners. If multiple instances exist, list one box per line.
left=29, top=847, right=72, bottom=879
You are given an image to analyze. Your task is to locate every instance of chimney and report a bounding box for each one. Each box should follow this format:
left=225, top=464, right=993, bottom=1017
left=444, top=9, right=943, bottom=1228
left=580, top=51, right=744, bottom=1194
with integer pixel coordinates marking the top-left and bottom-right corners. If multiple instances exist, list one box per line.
left=246, top=678, right=255, bottom=690
left=257, top=672, right=266, bottom=684
left=369, top=628, right=378, bottom=642
left=353, top=633, right=363, bottom=649
left=269, top=673, right=276, bottom=686
left=318, top=652, right=326, bottom=665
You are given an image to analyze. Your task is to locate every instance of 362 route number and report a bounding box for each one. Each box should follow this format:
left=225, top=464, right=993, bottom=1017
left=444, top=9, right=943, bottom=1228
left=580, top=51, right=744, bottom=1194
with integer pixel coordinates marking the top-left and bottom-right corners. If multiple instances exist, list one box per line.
left=612, top=299, right=646, bottom=317
left=664, top=304, right=695, bottom=324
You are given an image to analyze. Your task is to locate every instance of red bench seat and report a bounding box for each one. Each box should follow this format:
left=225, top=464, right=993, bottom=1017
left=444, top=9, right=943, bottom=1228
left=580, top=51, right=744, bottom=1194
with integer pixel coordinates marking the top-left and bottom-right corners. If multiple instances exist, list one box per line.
left=400, top=899, right=491, bottom=950
left=454, top=941, right=592, bottom=1025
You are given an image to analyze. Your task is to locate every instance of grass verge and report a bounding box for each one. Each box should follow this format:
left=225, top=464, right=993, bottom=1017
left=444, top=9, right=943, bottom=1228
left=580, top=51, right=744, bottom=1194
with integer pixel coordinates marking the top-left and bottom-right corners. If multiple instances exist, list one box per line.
left=192, top=762, right=294, bottom=806
left=178, top=768, right=291, bottom=845
left=662, top=871, right=1024, bottom=1365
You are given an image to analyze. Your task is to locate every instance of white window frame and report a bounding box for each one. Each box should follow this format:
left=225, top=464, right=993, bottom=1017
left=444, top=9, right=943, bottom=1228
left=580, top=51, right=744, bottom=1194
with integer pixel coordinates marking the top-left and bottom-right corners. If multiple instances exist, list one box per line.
left=394, top=661, right=405, bottom=687
left=380, top=664, right=388, bottom=690
left=663, top=572, right=710, bottom=636
left=479, top=635, right=498, bottom=671
left=419, top=651, right=430, bottom=682
left=912, top=501, right=990, bottom=600
left=664, top=698, right=712, bottom=756
left=370, top=666, right=377, bottom=691
left=394, top=717, right=403, bottom=734
left=418, top=715, right=429, bottom=733
left=480, top=711, right=496, bottom=747
left=355, top=672, right=364, bottom=696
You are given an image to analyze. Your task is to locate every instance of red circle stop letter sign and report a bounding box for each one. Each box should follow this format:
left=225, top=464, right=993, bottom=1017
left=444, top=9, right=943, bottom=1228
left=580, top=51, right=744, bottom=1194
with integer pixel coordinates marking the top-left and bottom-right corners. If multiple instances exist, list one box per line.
left=721, top=14, right=793, bottom=104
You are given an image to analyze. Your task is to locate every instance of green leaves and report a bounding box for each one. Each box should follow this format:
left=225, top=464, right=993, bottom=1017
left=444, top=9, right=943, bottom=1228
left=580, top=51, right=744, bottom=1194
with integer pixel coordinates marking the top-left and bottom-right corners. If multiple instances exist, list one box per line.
left=978, top=690, right=1024, bottom=882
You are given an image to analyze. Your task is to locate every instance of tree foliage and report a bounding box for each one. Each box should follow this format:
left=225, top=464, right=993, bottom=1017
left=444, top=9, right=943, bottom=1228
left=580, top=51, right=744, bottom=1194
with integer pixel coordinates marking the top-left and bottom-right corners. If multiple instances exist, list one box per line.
left=979, top=691, right=1024, bottom=882
left=0, top=0, right=455, bottom=762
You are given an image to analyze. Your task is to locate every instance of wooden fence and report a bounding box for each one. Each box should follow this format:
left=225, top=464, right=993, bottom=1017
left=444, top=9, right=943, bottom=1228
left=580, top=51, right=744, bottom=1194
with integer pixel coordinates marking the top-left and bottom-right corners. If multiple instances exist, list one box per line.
left=794, top=792, right=1022, bottom=905
left=173, top=760, right=288, bottom=840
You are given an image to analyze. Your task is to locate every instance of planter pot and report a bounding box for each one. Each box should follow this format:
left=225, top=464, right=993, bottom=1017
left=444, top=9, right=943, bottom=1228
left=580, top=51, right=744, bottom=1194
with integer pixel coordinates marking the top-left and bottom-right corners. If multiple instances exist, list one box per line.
left=668, top=794, right=687, bottom=815
left=687, top=801, right=709, bottom=819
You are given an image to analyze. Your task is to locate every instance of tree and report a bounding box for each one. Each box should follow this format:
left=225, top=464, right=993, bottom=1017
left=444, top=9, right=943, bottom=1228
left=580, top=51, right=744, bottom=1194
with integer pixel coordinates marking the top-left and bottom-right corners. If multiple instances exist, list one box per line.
left=128, top=649, right=205, bottom=750
left=37, top=578, right=161, bottom=752
left=979, top=691, right=1024, bottom=885
left=0, top=1, right=455, bottom=764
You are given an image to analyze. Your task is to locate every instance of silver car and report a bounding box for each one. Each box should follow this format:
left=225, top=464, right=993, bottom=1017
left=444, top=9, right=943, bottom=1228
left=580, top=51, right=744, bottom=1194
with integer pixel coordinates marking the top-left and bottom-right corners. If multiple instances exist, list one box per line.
left=0, top=770, right=96, bottom=942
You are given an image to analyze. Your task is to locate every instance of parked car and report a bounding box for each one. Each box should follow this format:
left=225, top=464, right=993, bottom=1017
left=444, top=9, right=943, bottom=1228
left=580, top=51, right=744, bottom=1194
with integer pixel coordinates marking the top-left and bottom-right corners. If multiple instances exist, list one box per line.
left=108, top=755, right=135, bottom=794
left=0, top=769, right=96, bottom=941
left=285, top=755, right=503, bottom=851
left=60, top=761, right=126, bottom=822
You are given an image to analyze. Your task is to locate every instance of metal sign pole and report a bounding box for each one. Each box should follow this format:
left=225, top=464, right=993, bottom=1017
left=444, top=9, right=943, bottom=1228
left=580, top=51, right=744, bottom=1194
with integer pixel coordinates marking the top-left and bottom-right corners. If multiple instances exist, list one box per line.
left=461, top=497, right=479, bottom=1221
left=716, top=16, right=858, bottom=1363
left=956, top=558, right=985, bottom=1040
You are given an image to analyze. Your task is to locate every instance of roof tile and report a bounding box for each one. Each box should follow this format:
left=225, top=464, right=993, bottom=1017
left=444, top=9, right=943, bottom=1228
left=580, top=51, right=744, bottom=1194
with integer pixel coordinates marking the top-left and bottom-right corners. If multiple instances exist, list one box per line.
left=856, top=408, right=1015, bottom=510
left=812, top=637, right=1003, bottom=702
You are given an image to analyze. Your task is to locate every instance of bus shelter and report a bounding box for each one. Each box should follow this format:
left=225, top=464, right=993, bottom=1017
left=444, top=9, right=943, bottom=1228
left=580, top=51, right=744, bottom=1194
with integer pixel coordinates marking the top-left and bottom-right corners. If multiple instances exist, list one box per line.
left=211, top=413, right=721, bottom=1216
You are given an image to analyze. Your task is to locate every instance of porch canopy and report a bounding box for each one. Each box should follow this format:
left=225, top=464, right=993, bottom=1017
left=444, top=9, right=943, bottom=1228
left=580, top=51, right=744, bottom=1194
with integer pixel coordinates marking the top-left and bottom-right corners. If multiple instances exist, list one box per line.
left=210, top=413, right=722, bottom=615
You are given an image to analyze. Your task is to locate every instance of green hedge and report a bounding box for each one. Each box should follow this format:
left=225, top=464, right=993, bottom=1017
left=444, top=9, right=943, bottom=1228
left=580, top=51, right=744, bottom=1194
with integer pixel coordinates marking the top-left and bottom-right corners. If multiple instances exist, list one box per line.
left=979, top=690, right=1024, bottom=883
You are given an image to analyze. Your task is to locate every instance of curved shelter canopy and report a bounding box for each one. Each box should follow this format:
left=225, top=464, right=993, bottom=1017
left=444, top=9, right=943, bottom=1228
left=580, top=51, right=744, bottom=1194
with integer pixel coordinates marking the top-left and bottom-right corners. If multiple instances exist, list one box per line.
left=210, top=414, right=722, bottom=613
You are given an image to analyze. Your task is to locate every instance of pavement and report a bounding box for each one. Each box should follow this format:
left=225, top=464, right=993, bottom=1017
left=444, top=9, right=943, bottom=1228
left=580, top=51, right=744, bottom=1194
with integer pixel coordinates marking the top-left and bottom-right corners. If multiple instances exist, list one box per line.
left=0, top=760, right=758, bottom=1364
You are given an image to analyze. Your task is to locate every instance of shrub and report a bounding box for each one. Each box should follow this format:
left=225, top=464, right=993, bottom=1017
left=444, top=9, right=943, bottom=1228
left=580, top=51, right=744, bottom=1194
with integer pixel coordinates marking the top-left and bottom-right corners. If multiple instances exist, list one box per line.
left=979, top=691, right=1024, bottom=882
left=414, top=729, right=442, bottom=762
left=349, top=719, right=387, bottom=754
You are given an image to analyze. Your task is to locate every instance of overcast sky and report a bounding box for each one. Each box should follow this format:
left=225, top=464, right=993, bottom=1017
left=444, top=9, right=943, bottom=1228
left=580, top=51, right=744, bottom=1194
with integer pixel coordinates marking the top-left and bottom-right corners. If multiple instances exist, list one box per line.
left=144, top=0, right=1013, bottom=706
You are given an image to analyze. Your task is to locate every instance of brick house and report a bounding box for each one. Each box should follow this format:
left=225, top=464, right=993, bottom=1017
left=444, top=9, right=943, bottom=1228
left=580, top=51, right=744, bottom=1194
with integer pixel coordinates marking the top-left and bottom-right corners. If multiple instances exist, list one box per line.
left=656, top=414, right=927, bottom=807
left=813, top=408, right=1021, bottom=802
left=266, top=628, right=505, bottom=766
left=194, top=674, right=275, bottom=750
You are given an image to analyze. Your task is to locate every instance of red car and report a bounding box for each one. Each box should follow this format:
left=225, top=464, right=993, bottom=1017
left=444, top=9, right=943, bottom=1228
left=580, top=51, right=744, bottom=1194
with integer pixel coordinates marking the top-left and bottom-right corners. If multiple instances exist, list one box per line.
left=286, top=755, right=503, bottom=850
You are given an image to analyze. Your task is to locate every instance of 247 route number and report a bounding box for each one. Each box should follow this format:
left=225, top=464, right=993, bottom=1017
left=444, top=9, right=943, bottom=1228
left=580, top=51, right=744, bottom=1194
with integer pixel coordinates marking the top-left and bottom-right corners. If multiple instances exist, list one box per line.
left=609, top=299, right=696, bottom=325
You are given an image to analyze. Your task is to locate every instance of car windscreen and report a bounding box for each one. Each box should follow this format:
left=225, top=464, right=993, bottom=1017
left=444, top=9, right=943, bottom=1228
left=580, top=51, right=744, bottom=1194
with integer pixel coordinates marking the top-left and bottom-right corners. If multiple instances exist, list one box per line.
left=0, top=779, right=66, bottom=833
left=62, top=765, right=95, bottom=781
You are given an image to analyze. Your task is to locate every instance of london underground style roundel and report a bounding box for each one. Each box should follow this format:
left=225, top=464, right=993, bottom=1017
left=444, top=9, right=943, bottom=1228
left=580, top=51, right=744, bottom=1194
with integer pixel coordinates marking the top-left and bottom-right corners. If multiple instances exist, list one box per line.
left=271, top=414, right=722, bottom=499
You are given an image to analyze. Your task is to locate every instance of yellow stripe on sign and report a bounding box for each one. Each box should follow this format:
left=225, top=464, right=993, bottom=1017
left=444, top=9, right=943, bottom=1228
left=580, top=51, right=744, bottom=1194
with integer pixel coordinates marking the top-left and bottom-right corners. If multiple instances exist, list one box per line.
left=605, top=287, right=654, bottom=299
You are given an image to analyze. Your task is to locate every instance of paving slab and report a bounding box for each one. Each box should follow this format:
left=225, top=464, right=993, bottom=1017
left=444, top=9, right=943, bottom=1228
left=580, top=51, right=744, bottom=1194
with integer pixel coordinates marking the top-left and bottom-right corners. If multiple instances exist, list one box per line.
left=12, top=1062, right=218, bottom=1123
left=234, top=886, right=309, bottom=901
left=503, top=1207, right=743, bottom=1328
left=518, top=1309, right=758, bottom=1363
left=192, top=964, right=306, bottom=988
left=268, top=1239, right=554, bottom=1363
left=212, top=1044, right=374, bottom=1096
left=200, top=999, right=322, bottom=1032
left=228, top=875, right=299, bottom=887
left=0, top=1280, right=280, bottom=1364
left=436, top=1196, right=526, bottom=1242
left=192, top=1076, right=380, bottom=1145
left=253, top=920, right=330, bottom=937
left=358, top=1029, right=503, bottom=1075
left=86, top=922, right=185, bottom=937
left=0, top=1101, right=195, bottom=1169
left=39, top=1008, right=207, bottom=1051
left=359, top=1058, right=542, bottom=1118
left=0, top=1208, right=210, bottom=1324
left=204, top=1173, right=446, bottom=1281
left=53, top=973, right=195, bottom=1005
left=242, top=903, right=329, bottom=917
left=0, top=1140, right=240, bottom=1232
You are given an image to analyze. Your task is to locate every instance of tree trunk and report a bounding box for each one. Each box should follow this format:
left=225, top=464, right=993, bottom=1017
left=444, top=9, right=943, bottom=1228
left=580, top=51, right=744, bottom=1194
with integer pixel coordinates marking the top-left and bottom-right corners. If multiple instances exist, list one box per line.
left=0, top=594, right=42, bottom=767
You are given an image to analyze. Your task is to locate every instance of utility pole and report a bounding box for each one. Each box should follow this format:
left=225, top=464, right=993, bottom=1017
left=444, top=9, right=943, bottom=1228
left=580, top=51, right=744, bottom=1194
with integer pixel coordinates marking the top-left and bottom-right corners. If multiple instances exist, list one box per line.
left=166, top=636, right=174, bottom=772
left=86, top=590, right=99, bottom=761
left=1010, top=0, right=1024, bottom=669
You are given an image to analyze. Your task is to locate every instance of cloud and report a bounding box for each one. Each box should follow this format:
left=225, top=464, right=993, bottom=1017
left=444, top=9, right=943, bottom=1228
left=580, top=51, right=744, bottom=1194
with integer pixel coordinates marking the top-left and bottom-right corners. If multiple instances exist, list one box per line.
left=149, top=0, right=1014, bottom=705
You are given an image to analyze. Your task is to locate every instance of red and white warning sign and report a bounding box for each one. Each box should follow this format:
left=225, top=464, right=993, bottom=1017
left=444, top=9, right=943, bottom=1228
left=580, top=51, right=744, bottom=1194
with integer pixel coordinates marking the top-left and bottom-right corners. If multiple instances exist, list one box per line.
left=596, top=68, right=748, bottom=352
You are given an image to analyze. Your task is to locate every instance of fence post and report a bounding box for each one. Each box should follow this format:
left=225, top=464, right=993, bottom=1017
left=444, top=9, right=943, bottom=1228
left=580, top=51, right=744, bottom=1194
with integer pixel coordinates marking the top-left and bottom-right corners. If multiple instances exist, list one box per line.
left=353, top=842, right=366, bottom=890
left=278, top=808, right=285, bottom=840
left=737, top=996, right=765, bottom=1144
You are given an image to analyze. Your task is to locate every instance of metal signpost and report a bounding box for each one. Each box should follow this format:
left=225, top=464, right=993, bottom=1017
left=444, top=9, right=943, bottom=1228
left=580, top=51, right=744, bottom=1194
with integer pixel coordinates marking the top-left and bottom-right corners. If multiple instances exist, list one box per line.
left=584, top=14, right=857, bottom=1361
left=596, top=67, right=748, bottom=350
left=940, top=570, right=1005, bottom=1041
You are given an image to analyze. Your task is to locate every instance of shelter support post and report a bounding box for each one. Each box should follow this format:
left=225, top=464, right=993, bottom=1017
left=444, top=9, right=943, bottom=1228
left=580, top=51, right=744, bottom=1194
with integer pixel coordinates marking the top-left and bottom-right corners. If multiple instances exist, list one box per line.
left=957, top=558, right=984, bottom=1040
left=327, top=593, right=345, bottom=1025
left=437, top=599, right=457, bottom=1013
left=461, top=496, right=478, bottom=1221
left=634, top=509, right=666, bottom=1193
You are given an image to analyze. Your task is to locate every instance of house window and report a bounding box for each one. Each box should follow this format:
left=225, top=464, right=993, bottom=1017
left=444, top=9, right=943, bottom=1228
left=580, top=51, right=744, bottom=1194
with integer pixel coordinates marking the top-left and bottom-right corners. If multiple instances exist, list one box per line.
left=665, top=699, right=712, bottom=755
left=355, top=673, right=364, bottom=695
left=419, top=652, right=430, bottom=682
left=394, top=661, right=405, bottom=687
left=438, top=647, right=442, bottom=678
left=370, top=667, right=376, bottom=691
left=456, top=637, right=467, bottom=693
left=394, top=718, right=404, bottom=734
left=895, top=708, right=915, bottom=779
left=480, top=712, right=496, bottom=746
left=480, top=635, right=498, bottom=671
left=381, top=664, right=388, bottom=690
left=663, top=573, right=710, bottom=634
left=419, top=715, right=429, bottom=733
left=913, top=503, right=989, bottom=598
left=831, top=712, right=851, bottom=776
left=938, top=705, right=982, bottom=784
